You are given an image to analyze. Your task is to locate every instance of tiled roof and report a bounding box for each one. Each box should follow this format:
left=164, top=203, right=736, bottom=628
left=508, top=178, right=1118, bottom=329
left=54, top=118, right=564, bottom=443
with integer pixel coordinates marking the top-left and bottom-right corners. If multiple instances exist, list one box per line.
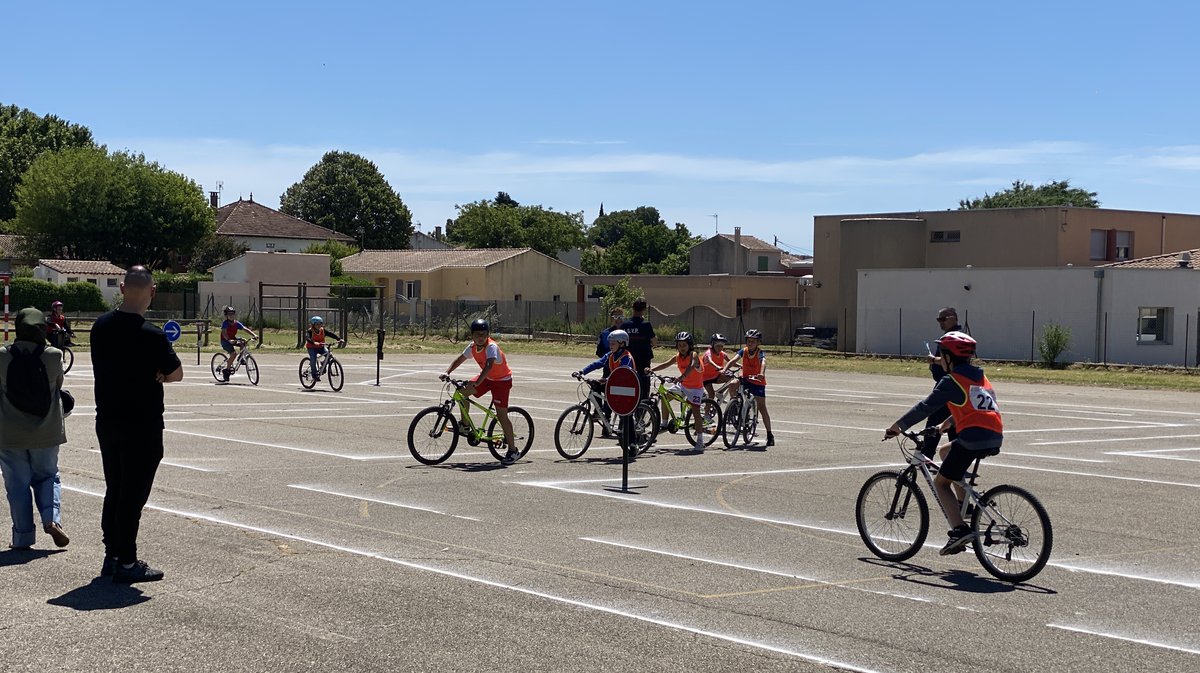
left=0, top=234, right=24, bottom=258
left=38, top=259, right=125, bottom=275
left=1102, top=249, right=1200, bottom=270
left=718, top=233, right=779, bottom=251
left=216, top=199, right=355, bottom=242
left=340, top=248, right=530, bottom=274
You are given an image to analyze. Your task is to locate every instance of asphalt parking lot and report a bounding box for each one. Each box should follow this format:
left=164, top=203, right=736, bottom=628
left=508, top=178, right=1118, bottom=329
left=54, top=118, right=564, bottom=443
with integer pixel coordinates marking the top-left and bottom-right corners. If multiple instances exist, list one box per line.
left=3, top=350, right=1199, bottom=672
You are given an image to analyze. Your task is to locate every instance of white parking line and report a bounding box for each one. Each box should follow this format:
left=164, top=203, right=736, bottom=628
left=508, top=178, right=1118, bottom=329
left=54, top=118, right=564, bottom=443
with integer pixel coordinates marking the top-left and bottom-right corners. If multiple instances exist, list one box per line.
left=1031, top=433, right=1200, bottom=446
left=1000, top=452, right=1111, bottom=464
left=289, top=485, right=482, bottom=521
left=1047, top=624, right=1200, bottom=655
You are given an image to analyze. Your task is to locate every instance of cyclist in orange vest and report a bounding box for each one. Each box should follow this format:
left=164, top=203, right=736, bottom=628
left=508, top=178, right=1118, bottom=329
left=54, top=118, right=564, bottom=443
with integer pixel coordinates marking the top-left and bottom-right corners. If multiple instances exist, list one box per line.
left=647, top=331, right=706, bottom=452
left=722, top=329, right=775, bottom=447
left=885, top=331, right=1003, bottom=556
left=445, top=319, right=519, bottom=464
left=700, top=333, right=732, bottom=403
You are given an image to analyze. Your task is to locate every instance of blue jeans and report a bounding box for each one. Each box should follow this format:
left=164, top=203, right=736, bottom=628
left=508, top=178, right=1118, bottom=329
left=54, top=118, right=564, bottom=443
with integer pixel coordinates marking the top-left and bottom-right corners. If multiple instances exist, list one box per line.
left=0, top=446, right=62, bottom=548
left=308, top=346, right=328, bottom=378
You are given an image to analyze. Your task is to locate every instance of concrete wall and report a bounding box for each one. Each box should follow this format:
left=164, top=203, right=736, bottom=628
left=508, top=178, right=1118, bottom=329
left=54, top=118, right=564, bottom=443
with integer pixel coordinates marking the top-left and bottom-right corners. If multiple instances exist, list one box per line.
left=578, top=274, right=812, bottom=316
left=33, top=266, right=123, bottom=303
left=689, top=237, right=782, bottom=276
left=345, top=250, right=578, bottom=303
left=201, top=252, right=331, bottom=313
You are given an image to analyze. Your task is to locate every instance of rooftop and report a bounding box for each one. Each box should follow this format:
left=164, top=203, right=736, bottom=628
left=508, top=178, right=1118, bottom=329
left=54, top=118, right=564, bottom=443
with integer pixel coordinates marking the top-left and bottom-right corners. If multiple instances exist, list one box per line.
left=216, top=198, right=355, bottom=243
left=38, top=259, right=126, bottom=275
left=340, top=248, right=531, bottom=273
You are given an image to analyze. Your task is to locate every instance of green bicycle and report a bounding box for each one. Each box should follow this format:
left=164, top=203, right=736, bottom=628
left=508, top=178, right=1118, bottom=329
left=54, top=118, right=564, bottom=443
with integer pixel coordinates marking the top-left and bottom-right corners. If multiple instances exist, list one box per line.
left=406, top=375, right=535, bottom=465
left=645, top=373, right=722, bottom=449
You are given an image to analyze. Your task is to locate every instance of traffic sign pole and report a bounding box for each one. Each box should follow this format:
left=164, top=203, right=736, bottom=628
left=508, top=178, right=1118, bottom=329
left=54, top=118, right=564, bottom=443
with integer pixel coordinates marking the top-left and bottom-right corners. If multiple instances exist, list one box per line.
left=603, top=367, right=643, bottom=494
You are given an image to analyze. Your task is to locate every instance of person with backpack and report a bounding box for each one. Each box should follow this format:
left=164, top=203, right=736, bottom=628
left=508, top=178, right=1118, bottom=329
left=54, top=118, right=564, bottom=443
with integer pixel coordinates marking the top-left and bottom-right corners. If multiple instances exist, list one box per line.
left=0, top=307, right=70, bottom=550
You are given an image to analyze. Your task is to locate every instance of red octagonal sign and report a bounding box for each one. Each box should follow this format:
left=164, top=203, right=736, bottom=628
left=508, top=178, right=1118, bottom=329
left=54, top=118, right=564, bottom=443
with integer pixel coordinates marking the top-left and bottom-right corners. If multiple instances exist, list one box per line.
left=605, top=366, right=642, bottom=416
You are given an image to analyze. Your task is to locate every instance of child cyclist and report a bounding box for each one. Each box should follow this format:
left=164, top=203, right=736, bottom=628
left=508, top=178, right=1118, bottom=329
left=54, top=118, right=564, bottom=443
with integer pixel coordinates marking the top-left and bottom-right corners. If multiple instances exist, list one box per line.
left=45, top=300, right=75, bottom=349
left=444, top=319, right=519, bottom=465
left=884, top=331, right=1003, bottom=556
left=701, top=333, right=732, bottom=403
left=647, top=331, right=706, bottom=452
left=305, top=316, right=344, bottom=382
left=219, top=306, right=259, bottom=381
left=574, top=329, right=635, bottom=439
left=721, top=329, right=775, bottom=447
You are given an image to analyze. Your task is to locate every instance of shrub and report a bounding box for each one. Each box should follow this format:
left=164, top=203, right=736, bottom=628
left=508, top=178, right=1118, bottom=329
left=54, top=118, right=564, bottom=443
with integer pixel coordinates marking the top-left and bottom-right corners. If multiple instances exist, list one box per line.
left=1037, top=323, right=1072, bottom=368
left=330, top=275, right=378, bottom=298
left=9, top=277, right=107, bottom=312
left=153, top=271, right=211, bottom=293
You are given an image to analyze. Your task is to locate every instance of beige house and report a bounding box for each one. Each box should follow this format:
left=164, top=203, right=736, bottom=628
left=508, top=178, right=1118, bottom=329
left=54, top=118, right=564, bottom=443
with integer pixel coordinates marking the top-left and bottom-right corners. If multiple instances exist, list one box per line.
left=340, top=248, right=580, bottom=302
left=33, top=259, right=126, bottom=303
left=216, top=198, right=355, bottom=252
left=814, top=206, right=1200, bottom=350
left=198, top=251, right=330, bottom=314
left=689, top=231, right=786, bottom=275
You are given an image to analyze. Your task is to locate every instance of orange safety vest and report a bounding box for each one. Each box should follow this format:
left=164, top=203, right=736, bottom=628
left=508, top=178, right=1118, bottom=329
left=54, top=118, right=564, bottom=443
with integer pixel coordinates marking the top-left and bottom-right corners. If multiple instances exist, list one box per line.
left=306, top=326, right=326, bottom=348
left=947, top=371, right=1003, bottom=433
left=471, top=338, right=512, bottom=380
left=739, top=348, right=766, bottom=385
left=701, top=348, right=728, bottom=379
left=676, top=353, right=703, bottom=388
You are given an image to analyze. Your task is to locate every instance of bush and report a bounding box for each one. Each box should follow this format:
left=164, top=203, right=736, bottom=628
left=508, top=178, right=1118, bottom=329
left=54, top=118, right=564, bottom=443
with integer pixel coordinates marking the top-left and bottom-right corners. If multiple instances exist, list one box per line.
left=330, top=275, right=378, bottom=298
left=153, top=271, right=211, bottom=293
left=1037, top=323, right=1072, bottom=368
left=9, top=277, right=107, bottom=312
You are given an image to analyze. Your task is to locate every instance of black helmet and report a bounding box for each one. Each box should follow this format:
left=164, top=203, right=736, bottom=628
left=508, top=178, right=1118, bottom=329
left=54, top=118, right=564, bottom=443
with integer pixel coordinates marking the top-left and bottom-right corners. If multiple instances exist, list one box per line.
left=674, top=331, right=694, bottom=348
left=745, top=329, right=763, bottom=340
left=470, top=318, right=490, bottom=333
left=710, top=333, right=727, bottom=344
left=223, top=305, right=236, bottom=314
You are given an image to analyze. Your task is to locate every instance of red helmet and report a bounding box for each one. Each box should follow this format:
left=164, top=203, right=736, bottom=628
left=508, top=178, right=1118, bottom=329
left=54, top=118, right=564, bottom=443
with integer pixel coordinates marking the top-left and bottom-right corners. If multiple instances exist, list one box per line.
left=936, top=331, right=976, bottom=358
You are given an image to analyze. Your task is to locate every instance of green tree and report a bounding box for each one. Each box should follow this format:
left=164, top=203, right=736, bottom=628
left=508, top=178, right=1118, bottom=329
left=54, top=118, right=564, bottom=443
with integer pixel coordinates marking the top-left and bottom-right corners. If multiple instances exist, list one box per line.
left=958, top=179, right=1099, bottom=210
left=582, top=207, right=698, bottom=275
left=0, top=104, right=96, bottom=222
left=188, top=234, right=248, bottom=273
left=448, top=199, right=585, bottom=257
left=280, top=151, right=413, bottom=249
left=13, top=147, right=213, bottom=269
left=302, top=239, right=361, bottom=276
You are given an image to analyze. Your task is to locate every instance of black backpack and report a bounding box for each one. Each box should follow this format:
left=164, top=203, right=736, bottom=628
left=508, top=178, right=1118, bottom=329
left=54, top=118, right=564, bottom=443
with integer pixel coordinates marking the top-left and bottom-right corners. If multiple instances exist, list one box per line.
left=5, top=344, right=52, bottom=417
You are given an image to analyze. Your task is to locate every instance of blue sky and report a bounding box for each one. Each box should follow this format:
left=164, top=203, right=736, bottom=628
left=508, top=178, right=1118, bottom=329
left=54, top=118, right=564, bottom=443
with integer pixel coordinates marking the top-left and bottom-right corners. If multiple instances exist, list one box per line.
left=6, top=2, right=1200, bottom=254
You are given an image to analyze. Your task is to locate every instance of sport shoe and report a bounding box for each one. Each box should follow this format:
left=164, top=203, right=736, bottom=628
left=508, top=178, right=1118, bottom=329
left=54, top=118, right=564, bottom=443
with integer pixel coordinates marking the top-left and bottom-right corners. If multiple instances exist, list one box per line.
left=222, top=368, right=231, bottom=382
left=501, top=447, right=520, bottom=465
left=101, top=556, right=117, bottom=577
left=43, top=522, right=69, bottom=548
left=765, top=433, right=775, bottom=447
left=113, top=560, right=164, bottom=584
left=940, top=525, right=974, bottom=556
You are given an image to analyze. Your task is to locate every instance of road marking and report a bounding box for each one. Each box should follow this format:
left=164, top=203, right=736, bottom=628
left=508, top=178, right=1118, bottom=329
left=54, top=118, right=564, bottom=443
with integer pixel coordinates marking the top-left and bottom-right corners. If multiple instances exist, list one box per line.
left=165, top=429, right=408, bottom=461
left=1031, top=433, right=1200, bottom=446
left=83, top=449, right=213, bottom=472
left=1047, top=624, right=1200, bottom=655
left=999, top=452, right=1111, bottom=464
left=289, top=485, right=482, bottom=521
left=523, top=462, right=900, bottom=486
left=989, top=463, right=1200, bottom=489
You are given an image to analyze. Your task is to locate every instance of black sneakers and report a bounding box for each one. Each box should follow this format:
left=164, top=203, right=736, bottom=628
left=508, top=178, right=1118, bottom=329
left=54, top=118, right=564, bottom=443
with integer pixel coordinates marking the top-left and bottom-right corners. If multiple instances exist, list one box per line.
left=501, top=447, right=520, bottom=465
left=113, top=560, right=165, bottom=584
left=940, top=525, right=974, bottom=556
left=765, top=433, right=775, bottom=447
left=101, top=556, right=117, bottom=577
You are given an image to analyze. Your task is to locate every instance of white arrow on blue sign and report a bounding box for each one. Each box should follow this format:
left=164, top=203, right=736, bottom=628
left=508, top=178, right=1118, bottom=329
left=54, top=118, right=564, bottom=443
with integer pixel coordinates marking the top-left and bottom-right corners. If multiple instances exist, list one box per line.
left=163, top=320, right=182, bottom=342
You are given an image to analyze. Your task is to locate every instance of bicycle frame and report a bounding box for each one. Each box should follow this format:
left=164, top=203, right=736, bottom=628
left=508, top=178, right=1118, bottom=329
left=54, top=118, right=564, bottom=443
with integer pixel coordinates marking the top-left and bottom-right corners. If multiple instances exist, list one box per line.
left=575, top=380, right=620, bottom=435
left=894, top=432, right=994, bottom=528
left=649, top=374, right=695, bottom=428
left=443, top=380, right=505, bottom=443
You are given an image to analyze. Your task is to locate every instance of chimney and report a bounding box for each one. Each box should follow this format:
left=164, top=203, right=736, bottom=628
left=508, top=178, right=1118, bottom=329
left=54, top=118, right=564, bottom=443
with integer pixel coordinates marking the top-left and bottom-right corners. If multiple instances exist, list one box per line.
left=209, top=191, right=220, bottom=209
left=1178, top=251, right=1192, bottom=269
left=434, top=225, right=443, bottom=241
left=733, top=226, right=742, bottom=275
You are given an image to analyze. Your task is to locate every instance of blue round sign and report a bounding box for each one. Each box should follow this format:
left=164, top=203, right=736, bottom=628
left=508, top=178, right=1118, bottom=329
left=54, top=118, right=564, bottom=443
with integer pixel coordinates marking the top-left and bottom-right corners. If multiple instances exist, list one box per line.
left=163, top=320, right=182, bottom=342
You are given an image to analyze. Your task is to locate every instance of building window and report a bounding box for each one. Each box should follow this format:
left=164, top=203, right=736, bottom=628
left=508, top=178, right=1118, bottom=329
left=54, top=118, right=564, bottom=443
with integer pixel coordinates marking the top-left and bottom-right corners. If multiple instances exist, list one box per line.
left=1092, top=229, right=1134, bottom=261
left=67, top=277, right=79, bottom=283
left=514, top=294, right=522, bottom=302
left=552, top=294, right=561, bottom=302
left=406, top=281, right=419, bottom=299
left=1138, top=307, right=1171, bottom=344
left=107, top=278, right=118, bottom=287
left=1090, top=230, right=1107, bottom=260
left=86, top=278, right=97, bottom=284
left=1113, top=230, right=1132, bottom=260
left=757, top=256, right=768, bottom=271
left=930, top=230, right=961, bottom=243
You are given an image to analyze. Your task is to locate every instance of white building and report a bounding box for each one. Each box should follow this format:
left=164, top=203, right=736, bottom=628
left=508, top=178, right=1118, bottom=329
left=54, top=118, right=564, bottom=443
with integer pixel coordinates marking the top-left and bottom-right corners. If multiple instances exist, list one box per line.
left=33, top=259, right=125, bottom=304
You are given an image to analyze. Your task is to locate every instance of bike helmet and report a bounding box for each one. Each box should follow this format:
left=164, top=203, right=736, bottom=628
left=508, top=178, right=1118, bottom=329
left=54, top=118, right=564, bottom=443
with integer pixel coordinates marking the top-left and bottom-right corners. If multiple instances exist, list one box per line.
left=608, top=329, right=629, bottom=345
left=310, top=316, right=323, bottom=325
left=51, top=300, right=64, bottom=308
left=223, top=305, right=236, bottom=314
left=745, top=329, right=763, bottom=340
left=936, top=331, right=977, bottom=358
left=470, top=318, right=490, bottom=333
left=710, top=333, right=726, bottom=345
left=674, top=331, right=695, bottom=348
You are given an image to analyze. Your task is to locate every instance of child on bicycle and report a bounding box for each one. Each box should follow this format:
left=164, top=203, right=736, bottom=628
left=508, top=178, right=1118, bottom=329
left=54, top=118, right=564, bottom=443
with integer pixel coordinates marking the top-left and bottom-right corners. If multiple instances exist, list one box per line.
left=647, top=331, right=706, bottom=452
left=575, top=329, right=636, bottom=438
left=445, top=318, right=519, bottom=465
left=701, top=333, right=732, bottom=403
left=45, top=300, right=75, bottom=349
left=884, top=331, right=1003, bottom=556
left=721, top=329, right=775, bottom=447
left=219, top=306, right=259, bottom=381
left=305, top=316, right=344, bottom=382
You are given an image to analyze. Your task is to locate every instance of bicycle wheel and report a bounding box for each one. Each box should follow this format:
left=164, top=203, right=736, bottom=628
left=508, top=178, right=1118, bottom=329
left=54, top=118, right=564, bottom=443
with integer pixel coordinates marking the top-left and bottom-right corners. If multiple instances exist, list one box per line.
left=62, top=347, right=74, bottom=374
left=684, top=399, right=722, bottom=448
left=407, top=406, right=459, bottom=465
left=487, top=406, right=534, bottom=461
left=244, top=355, right=259, bottom=386
left=554, top=404, right=595, bottom=460
left=210, top=353, right=226, bottom=382
left=722, top=400, right=742, bottom=448
left=855, top=470, right=929, bottom=562
left=298, top=358, right=317, bottom=389
left=741, top=400, right=760, bottom=445
left=972, top=484, right=1053, bottom=583
left=327, top=357, right=344, bottom=391
left=632, top=400, right=658, bottom=454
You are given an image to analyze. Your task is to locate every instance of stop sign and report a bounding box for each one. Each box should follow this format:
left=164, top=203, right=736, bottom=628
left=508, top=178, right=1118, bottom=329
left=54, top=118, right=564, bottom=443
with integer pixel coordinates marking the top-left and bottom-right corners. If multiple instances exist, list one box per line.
left=605, top=366, right=641, bottom=416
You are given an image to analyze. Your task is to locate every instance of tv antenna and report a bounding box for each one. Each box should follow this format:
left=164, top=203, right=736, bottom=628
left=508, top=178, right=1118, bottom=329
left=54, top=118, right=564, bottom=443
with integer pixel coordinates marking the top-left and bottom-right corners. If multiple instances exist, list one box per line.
left=711, top=213, right=718, bottom=234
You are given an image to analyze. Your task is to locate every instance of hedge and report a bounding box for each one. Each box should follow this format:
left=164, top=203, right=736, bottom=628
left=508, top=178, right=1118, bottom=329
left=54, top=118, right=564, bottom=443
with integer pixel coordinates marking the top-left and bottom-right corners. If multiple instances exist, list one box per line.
left=9, top=277, right=108, bottom=312
left=153, top=272, right=211, bottom=293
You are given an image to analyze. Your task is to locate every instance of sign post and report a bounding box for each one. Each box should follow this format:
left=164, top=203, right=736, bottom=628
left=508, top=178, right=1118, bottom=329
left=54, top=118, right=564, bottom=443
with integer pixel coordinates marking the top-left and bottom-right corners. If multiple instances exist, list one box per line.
left=375, top=328, right=385, bottom=386
left=604, top=366, right=642, bottom=493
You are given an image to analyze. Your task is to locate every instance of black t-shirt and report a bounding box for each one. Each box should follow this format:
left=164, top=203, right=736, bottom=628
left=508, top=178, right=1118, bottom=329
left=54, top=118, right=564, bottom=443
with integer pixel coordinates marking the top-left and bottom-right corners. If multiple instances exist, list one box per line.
left=90, top=310, right=182, bottom=428
left=620, top=316, right=656, bottom=368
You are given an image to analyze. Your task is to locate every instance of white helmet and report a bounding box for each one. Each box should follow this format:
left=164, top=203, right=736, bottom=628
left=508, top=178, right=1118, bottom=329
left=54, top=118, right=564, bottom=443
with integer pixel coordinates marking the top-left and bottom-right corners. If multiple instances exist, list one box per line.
left=608, top=329, right=629, bottom=345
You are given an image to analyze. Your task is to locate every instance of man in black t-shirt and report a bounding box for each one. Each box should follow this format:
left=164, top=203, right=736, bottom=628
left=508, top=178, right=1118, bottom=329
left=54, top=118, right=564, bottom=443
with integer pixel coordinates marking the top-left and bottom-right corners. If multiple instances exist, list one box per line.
left=619, top=297, right=657, bottom=400
left=91, top=266, right=183, bottom=583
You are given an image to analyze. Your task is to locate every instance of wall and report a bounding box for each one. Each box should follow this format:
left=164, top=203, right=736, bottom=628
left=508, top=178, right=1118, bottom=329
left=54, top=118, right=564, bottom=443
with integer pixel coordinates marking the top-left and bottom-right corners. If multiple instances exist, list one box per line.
left=578, top=274, right=809, bottom=317
left=201, top=252, right=331, bottom=315
left=689, top=237, right=782, bottom=276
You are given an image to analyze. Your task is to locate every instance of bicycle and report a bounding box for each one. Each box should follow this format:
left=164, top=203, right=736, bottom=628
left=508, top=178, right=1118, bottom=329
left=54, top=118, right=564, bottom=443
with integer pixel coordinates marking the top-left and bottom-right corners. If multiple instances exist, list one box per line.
left=299, top=343, right=344, bottom=391
left=49, top=329, right=74, bottom=374
left=407, top=375, right=535, bottom=465
left=210, top=337, right=259, bottom=385
left=855, top=428, right=1053, bottom=583
left=645, top=372, right=722, bottom=449
left=713, top=369, right=764, bottom=449
left=554, top=373, right=657, bottom=460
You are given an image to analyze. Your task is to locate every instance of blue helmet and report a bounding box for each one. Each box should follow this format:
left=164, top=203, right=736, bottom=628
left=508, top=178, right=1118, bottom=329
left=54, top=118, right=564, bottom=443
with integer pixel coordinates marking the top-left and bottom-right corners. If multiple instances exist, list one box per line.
left=310, top=316, right=324, bottom=325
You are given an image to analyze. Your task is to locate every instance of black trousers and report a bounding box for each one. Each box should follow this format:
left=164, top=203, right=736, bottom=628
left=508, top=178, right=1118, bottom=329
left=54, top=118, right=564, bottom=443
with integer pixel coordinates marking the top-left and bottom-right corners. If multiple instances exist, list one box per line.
left=98, top=422, right=164, bottom=564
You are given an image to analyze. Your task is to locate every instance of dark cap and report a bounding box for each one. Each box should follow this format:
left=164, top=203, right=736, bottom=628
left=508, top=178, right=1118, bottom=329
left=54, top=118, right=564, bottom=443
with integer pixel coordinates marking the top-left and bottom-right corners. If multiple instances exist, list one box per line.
left=16, top=307, right=47, bottom=346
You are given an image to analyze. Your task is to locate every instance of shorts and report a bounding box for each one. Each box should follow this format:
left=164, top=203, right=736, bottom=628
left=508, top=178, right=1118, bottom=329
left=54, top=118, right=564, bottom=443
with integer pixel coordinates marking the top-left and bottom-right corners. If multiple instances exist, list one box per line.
left=668, top=384, right=704, bottom=405
left=471, top=377, right=513, bottom=407
left=703, top=373, right=730, bottom=386
left=939, top=440, right=1000, bottom=481
left=220, top=339, right=236, bottom=353
left=742, top=381, right=766, bottom=398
